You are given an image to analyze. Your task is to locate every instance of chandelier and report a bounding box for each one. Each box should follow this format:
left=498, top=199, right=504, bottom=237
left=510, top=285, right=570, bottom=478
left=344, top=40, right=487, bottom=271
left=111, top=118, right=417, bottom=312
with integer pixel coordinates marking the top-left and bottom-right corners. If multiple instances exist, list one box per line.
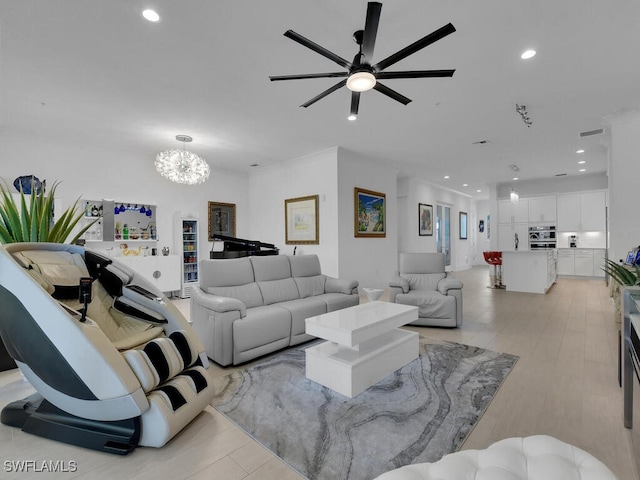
left=155, top=135, right=210, bottom=185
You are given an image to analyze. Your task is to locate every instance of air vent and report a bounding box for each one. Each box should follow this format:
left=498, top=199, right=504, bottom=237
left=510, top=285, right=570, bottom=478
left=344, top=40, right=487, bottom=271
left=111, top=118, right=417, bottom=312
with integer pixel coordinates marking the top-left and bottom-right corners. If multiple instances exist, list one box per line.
left=508, top=164, right=520, bottom=172
left=472, top=140, right=489, bottom=145
left=580, top=128, right=604, bottom=138
left=555, top=173, right=567, bottom=176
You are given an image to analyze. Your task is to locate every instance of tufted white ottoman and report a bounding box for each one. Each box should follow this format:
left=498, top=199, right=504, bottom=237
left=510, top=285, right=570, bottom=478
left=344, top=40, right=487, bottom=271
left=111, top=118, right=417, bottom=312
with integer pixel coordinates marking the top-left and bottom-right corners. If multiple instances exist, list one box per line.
left=373, top=435, right=618, bottom=480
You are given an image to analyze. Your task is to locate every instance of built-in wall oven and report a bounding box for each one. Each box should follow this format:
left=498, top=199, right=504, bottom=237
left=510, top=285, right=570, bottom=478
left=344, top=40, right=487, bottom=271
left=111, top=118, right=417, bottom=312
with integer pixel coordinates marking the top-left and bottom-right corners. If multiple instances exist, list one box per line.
left=528, top=225, right=556, bottom=249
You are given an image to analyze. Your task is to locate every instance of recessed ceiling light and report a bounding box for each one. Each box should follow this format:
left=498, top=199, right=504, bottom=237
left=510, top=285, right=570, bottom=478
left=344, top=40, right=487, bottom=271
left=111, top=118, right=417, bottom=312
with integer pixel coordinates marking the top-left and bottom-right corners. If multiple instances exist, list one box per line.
left=347, top=114, right=357, bottom=121
left=476, top=189, right=482, bottom=193
left=142, top=9, right=160, bottom=22
left=579, top=168, right=586, bottom=172
left=521, top=49, right=536, bottom=59
left=513, top=177, right=519, bottom=181
left=444, top=175, right=450, bottom=179
left=462, top=184, right=468, bottom=187
left=578, top=160, right=586, bottom=164
left=576, top=149, right=585, bottom=154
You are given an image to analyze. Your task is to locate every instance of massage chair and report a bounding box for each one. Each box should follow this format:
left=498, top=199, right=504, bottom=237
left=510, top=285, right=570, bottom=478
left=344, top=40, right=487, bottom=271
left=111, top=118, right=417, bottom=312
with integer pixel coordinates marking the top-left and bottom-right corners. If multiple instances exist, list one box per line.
left=0, top=243, right=215, bottom=454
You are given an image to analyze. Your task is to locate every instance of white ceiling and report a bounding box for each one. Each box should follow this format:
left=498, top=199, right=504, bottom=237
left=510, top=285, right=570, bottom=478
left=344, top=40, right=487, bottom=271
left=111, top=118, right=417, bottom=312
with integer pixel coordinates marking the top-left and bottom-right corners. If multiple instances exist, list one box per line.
left=1, top=0, right=639, bottom=198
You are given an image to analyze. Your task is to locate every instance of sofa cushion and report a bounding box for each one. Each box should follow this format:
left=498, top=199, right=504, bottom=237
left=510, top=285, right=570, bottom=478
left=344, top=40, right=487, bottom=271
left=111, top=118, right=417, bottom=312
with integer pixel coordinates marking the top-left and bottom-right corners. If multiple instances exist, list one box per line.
left=278, top=297, right=327, bottom=338
left=289, top=255, right=322, bottom=277
left=399, top=252, right=446, bottom=274
left=258, top=278, right=300, bottom=305
left=201, top=257, right=254, bottom=287
left=206, top=283, right=264, bottom=309
left=251, top=255, right=292, bottom=281
left=316, top=292, right=360, bottom=312
left=233, top=305, right=292, bottom=353
left=400, top=273, right=446, bottom=291
left=294, top=274, right=327, bottom=298
left=396, top=290, right=456, bottom=319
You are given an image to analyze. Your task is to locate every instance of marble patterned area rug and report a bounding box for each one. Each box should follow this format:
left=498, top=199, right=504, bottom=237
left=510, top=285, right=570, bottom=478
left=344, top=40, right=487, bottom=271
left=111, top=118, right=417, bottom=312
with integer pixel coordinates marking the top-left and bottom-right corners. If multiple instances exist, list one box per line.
left=211, top=337, right=518, bottom=480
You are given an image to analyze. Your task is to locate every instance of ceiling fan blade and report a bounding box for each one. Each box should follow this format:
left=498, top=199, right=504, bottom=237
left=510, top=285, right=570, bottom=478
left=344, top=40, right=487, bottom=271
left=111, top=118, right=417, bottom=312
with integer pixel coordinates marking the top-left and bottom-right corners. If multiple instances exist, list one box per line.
left=269, top=72, right=349, bottom=81
left=284, top=30, right=352, bottom=69
left=376, top=69, right=455, bottom=79
left=373, top=82, right=412, bottom=105
left=373, top=23, right=456, bottom=72
left=361, top=2, right=382, bottom=61
left=350, top=92, right=361, bottom=117
left=300, top=79, right=347, bottom=108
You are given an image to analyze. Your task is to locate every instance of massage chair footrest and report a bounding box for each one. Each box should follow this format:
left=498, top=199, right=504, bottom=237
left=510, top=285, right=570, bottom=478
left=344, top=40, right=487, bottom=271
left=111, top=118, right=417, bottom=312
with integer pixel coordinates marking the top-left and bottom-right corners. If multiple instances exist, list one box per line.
left=1, top=393, right=141, bottom=455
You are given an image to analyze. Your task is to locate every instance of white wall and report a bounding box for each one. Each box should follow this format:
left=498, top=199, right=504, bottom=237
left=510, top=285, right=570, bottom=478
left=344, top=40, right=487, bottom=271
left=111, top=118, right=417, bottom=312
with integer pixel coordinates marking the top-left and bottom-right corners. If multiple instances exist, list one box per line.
left=248, top=147, right=340, bottom=276
left=337, top=148, right=398, bottom=288
left=0, top=131, right=250, bottom=258
left=475, top=199, right=492, bottom=265
left=495, top=173, right=608, bottom=199
left=396, top=177, right=474, bottom=271
left=605, top=110, right=640, bottom=264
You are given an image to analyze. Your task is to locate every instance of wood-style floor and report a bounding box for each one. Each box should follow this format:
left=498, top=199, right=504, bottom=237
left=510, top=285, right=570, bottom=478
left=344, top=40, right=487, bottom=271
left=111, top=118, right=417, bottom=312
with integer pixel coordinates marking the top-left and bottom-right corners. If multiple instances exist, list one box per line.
left=0, top=266, right=637, bottom=479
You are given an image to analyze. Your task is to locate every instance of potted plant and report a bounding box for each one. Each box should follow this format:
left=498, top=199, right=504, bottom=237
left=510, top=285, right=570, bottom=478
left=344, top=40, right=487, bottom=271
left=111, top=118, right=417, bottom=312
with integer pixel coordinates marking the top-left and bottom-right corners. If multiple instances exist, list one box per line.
left=0, top=179, right=98, bottom=244
left=603, top=258, right=640, bottom=286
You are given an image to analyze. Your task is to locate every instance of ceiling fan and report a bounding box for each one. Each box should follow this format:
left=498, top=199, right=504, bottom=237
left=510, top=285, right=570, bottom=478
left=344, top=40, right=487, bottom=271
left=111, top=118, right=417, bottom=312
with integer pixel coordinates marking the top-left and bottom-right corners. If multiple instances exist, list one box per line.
left=269, top=2, right=456, bottom=119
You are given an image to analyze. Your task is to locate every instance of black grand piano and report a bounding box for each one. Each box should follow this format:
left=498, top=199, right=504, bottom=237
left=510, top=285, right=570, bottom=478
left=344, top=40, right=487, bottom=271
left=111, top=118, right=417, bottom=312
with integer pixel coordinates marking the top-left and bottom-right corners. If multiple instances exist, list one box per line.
left=209, top=234, right=279, bottom=259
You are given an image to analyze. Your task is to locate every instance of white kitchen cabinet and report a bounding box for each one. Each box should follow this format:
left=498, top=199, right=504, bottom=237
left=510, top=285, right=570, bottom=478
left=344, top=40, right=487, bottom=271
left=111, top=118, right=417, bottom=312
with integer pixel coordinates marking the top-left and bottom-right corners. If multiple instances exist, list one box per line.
left=497, top=223, right=529, bottom=252
left=528, top=196, right=556, bottom=224
left=580, top=192, right=607, bottom=231
left=593, top=249, right=606, bottom=277
left=557, top=249, right=575, bottom=275
left=120, top=255, right=181, bottom=293
left=574, top=249, right=594, bottom=276
left=498, top=198, right=529, bottom=224
left=557, top=194, right=581, bottom=231
left=557, top=191, right=606, bottom=232
left=556, top=248, right=604, bottom=277
left=502, top=250, right=556, bottom=294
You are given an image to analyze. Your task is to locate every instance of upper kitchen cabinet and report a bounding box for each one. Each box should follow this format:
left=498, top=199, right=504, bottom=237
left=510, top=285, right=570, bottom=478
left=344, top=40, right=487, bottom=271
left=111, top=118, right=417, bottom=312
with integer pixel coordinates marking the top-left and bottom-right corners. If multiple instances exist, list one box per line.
left=498, top=198, right=529, bottom=224
left=557, top=191, right=606, bottom=232
left=528, top=196, right=556, bottom=224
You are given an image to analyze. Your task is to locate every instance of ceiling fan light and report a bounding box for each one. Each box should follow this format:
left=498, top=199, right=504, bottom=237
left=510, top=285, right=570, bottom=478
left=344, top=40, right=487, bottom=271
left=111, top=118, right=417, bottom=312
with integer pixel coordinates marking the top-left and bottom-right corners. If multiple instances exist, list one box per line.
left=346, top=71, right=376, bottom=92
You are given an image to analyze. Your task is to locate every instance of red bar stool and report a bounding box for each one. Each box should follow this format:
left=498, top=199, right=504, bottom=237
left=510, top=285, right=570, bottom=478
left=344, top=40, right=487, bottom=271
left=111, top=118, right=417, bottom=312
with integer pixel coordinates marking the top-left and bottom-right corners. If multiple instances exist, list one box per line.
left=483, top=251, right=505, bottom=289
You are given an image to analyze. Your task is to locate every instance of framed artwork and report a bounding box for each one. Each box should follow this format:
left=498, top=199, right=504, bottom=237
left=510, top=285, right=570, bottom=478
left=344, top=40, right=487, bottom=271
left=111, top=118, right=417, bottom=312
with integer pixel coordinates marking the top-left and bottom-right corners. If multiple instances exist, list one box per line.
left=285, top=195, right=319, bottom=244
left=208, top=201, right=236, bottom=240
left=459, top=211, right=468, bottom=240
left=354, top=187, right=386, bottom=238
left=418, top=203, right=433, bottom=236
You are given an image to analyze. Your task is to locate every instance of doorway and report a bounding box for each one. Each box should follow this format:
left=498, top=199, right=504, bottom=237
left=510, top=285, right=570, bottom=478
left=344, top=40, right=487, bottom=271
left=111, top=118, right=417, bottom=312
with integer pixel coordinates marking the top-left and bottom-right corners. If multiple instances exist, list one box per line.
left=436, top=204, right=451, bottom=269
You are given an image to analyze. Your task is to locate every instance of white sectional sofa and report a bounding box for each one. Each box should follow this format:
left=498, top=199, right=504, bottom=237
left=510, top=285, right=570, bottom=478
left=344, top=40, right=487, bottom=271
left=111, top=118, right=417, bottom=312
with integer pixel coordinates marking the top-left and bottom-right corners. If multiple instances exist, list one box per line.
left=190, top=254, right=359, bottom=366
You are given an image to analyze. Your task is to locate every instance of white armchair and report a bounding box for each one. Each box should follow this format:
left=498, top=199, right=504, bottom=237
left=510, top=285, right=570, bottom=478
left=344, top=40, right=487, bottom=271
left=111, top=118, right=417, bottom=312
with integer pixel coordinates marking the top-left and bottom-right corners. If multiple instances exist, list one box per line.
left=388, top=252, right=463, bottom=327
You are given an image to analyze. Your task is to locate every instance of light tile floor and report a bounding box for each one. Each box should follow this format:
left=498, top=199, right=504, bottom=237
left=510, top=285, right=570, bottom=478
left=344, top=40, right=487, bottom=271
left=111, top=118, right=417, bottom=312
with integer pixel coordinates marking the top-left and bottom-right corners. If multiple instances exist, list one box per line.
left=0, top=267, right=637, bottom=479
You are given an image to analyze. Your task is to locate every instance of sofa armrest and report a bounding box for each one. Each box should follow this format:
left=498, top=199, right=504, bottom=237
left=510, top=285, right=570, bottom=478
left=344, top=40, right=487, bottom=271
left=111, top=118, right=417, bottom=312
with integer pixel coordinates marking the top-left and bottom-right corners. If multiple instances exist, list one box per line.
left=191, top=287, right=247, bottom=317
left=389, top=272, right=410, bottom=294
left=190, top=287, right=244, bottom=366
left=388, top=286, right=404, bottom=303
left=325, top=277, right=359, bottom=295
left=437, top=276, right=463, bottom=295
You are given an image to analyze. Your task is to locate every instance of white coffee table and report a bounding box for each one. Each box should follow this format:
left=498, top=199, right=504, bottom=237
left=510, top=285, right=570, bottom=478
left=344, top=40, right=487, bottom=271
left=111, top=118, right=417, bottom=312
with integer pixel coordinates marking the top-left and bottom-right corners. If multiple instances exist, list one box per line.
left=305, top=301, right=419, bottom=398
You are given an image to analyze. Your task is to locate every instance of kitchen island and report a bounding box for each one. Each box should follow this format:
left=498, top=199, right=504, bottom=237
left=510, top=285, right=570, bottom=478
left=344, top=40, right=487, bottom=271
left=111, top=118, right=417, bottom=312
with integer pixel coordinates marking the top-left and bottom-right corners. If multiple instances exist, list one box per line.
left=502, top=250, right=557, bottom=294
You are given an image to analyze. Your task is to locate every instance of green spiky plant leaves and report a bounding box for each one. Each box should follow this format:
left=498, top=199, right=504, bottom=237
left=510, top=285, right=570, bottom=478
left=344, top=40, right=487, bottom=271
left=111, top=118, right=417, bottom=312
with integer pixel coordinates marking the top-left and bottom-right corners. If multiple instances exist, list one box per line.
left=602, top=258, right=640, bottom=286
left=0, top=180, right=98, bottom=244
